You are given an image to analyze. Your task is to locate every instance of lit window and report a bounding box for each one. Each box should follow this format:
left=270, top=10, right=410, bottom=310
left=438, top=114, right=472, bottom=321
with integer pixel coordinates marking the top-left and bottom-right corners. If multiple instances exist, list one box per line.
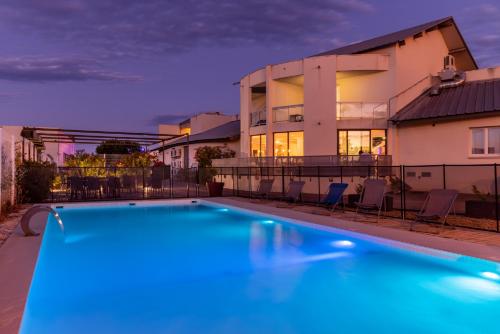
left=471, top=127, right=500, bottom=155
left=338, top=130, right=386, bottom=155
left=371, top=130, right=386, bottom=155
left=273, top=131, right=304, bottom=157
left=250, top=134, right=266, bottom=157
left=274, top=132, right=288, bottom=157
left=289, top=131, right=304, bottom=156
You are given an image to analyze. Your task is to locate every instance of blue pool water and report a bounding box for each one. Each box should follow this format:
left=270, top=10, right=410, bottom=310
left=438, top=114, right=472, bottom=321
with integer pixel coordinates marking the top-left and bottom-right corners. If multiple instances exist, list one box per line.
left=21, top=202, right=500, bottom=334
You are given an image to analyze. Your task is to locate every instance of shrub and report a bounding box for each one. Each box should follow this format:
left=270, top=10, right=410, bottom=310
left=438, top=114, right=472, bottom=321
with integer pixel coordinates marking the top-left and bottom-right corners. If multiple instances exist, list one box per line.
left=117, top=152, right=158, bottom=168
left=16, top=161, right=56, bottom=203
left=64, top=150, right=106, bottom=176
left=194, top=145, right=235, bottom=184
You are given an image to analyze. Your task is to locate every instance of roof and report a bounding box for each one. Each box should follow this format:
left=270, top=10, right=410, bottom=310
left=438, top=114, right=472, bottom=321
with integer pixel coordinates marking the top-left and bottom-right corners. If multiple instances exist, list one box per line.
left=160, top=120, right=240, bottom=150
left=389, top=79, right=500, bottom=124
left=312, top=16, right=477, bottom=68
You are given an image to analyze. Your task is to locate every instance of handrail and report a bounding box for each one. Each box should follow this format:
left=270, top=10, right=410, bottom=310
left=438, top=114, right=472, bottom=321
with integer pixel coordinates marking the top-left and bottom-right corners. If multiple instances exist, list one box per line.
left=21, top=205, right=64, bottom=236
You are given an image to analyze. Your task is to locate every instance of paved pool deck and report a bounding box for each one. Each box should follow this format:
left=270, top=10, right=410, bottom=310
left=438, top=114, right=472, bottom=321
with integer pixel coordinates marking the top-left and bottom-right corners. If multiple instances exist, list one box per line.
left=0, top=197, right=499, bottom=333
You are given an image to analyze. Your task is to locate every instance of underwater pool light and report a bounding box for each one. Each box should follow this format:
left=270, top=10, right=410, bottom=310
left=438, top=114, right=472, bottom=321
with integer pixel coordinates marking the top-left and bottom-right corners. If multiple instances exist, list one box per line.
left=331, top=240, right=355, bottom=249
left=262, top=220, right=274, bottom=224
left=480, top=271, right=500, bottom=281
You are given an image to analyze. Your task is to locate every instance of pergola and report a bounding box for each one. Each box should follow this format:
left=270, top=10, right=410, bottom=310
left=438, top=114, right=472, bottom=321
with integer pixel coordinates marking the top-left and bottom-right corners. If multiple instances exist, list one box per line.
left=20, top=127, right=187, bottom=161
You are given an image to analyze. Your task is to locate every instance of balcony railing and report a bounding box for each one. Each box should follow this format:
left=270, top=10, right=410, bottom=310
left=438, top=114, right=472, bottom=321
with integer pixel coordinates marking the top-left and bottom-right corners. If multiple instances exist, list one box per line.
left=272, top=104, right=304, bottom=123
left=212, top=155, right=392, bottom=167
left=336, top=102, right=388, bottom=120
left=250, top=109, right=266, bottom=127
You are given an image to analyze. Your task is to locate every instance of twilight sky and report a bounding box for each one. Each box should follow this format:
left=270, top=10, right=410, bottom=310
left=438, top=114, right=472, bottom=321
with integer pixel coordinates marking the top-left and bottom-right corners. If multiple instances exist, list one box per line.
left=0, top=0, right=499, bottom=132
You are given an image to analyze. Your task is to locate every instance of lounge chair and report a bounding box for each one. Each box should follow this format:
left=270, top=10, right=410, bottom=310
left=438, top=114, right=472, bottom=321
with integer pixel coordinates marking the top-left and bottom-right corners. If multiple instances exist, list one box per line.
left=355, top=179, right=386, bottom=220
left=252, top=179, right=274, bottom=199
left=410, top=189, right=458, bottom=232
left=322, top=183, right=348, bottom=211
left=280, top=180, right=305, bottom=203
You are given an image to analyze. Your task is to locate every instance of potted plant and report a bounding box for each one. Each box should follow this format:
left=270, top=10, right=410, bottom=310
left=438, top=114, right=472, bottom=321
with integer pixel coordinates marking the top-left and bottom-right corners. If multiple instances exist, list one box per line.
left=194, top=145, right=235, bottom=197
left=465, top=185, right=498, bottom=219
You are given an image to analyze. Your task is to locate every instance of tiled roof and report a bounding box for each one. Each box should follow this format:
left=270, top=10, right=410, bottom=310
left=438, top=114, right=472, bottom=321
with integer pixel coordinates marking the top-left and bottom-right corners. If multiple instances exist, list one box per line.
left=161, top=120, right=240, bottom=149
left=313, top=16, right=477, bottom=70
left=390, top=79, right=500, bottom=123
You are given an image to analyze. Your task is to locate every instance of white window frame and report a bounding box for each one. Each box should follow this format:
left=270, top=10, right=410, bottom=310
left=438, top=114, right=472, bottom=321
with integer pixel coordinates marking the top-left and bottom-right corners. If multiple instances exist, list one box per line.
left=469, top=126, right=500, bottom=158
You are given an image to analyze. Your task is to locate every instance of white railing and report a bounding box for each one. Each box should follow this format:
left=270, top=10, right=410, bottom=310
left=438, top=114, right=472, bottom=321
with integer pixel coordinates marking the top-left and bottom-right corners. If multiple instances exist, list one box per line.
left=336, top=102, right=388, bottom=120
left=212, top=155, right=392, bottom=167
left=272, top=104, right=304, bottom=122
left=250, top=109, right=266, bottom=127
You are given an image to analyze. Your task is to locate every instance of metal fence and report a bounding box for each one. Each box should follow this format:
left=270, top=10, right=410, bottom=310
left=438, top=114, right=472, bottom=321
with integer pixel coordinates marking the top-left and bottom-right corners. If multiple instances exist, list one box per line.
left=44, top=164, right=500, bottom=233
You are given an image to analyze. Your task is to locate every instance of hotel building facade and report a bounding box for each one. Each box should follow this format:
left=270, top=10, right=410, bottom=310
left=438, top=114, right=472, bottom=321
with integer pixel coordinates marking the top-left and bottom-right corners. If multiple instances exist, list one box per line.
left=238, top=17, right=500, bottom=166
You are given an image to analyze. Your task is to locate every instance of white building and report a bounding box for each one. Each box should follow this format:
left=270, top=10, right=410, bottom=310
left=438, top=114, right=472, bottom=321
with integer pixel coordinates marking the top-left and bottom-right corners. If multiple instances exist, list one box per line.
left=238, top=17, right=479, bottom=165
left=158, top=112, right=239, bottom=168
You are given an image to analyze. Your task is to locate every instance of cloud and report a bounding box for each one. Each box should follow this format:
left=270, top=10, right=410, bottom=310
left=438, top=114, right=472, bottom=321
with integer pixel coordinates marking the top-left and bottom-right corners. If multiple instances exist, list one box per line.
left=0, top=57, right=142, bottom=82
left=460, top=3, right=500, bottom=67
left=0, top=0, right=374, bottom=58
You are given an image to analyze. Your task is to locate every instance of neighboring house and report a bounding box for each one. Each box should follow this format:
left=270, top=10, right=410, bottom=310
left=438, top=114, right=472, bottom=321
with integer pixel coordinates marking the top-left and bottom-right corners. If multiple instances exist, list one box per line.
left=239, top=16, right=479, bottom=164
left=158, top=113, right=239, bottom=168
left=390, top=67, right=500, bottom=165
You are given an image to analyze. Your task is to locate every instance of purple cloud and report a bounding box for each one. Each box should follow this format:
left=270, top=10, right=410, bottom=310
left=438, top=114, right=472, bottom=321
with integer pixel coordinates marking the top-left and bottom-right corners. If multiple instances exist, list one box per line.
left=0, top=57, right=142, bottom=82
left=0, top=0, right=374, bottom=59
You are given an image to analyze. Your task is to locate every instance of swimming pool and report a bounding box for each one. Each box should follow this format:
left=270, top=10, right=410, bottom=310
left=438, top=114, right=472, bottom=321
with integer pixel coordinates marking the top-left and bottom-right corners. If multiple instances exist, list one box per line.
left=21, top=201, right=500, bottom=334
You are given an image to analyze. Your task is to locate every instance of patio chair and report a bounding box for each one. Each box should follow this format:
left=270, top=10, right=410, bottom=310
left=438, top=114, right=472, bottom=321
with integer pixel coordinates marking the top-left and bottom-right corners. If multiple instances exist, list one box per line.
left=106, top=176, right=121, bottom=199
left=355, top=179, right=387, bottom=220
left=121, top=175, right=136, bottom=193
left=410, top=189, right=458, bottom=232
left=252, top=179, right=274, bottom=199
left=322, top=183, right=348, bottom=211
left=280, top=180, right=305, bottom=203
left=67, top=176, right=84, bottom=200
left=85, top=177, right=102, bottom=199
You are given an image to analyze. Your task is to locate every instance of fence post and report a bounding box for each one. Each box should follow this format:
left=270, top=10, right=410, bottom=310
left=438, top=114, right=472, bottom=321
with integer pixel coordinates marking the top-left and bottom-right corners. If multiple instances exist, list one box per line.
left=281, top=166, right=285, bottom=196
left=495, top=163, right=499, bottom=232
left=170, top=167, right=173, bottom=198
left=236, top=167, right=239, bottom=196
left=249, top=167, right=252, bottom=198
left=400, top=165, right=405, bottom=220
left=317, top=166, right=321, bottom=203
left=442, top=164, right=446, bottom=189
left=142, top=167, right=145, bottom=199
left=187, top=168, right=190, bottom=198
left=232, top=167, right=235, bottom=196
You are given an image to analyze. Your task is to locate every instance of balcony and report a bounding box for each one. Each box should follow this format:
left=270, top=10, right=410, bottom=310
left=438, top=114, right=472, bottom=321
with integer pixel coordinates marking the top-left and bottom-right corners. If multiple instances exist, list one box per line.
left=336, top=102, right=388, bottom=120
left=272, top=104, right=304, bottom=123
left=250, top=109, right=266, bottom=127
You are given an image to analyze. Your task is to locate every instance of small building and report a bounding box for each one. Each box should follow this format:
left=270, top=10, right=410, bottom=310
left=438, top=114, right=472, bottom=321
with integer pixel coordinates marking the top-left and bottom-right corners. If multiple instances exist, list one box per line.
left=390, top=67, right=500, bottom=165
left=158, top=113, right=239, bottom=168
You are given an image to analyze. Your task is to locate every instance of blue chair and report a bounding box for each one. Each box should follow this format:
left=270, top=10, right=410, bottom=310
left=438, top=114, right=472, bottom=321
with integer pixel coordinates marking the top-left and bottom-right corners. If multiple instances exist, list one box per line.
left=322, top=183, right=348, bottom=211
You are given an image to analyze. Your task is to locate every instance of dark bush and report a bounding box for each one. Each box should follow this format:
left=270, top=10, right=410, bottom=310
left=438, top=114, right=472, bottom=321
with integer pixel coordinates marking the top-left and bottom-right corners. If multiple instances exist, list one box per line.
left=16, top=161, right=56, bottom=203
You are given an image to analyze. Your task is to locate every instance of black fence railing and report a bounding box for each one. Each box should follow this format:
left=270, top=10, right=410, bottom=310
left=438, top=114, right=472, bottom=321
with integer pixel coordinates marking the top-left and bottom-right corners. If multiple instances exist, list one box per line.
left=45, top=164, right=500, bottom=233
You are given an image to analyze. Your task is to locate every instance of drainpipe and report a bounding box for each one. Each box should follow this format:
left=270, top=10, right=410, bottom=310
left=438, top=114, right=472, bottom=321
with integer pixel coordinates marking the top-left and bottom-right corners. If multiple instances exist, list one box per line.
left=438, top=71, right=466, bottom=89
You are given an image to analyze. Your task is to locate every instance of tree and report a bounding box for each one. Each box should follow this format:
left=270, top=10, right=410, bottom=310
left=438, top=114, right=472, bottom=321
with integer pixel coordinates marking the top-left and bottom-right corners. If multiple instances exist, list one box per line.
left=194, top=145, right=236, bottom=168
left=95, top=140, right=141, bottom=154
left=194, top=145, right=235, bottom=185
